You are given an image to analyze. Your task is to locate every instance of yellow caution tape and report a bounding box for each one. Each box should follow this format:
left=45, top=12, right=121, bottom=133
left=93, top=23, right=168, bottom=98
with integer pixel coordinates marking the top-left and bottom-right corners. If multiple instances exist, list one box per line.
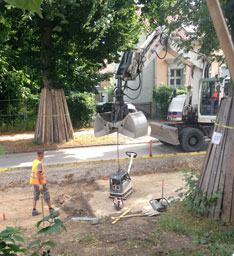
left=0, top=168, right=8, bottom=172
left=215, top=122, right=234, bottom=130
left=137, top=151, right=207, bottom=160
left=39, top=114, right=70, bottom=118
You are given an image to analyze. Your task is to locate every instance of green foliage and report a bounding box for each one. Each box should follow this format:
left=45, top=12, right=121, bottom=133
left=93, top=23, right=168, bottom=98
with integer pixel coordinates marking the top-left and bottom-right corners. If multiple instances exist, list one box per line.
left=66, top=92, right=97, bottom=128
left=0, top=0, right=141, bottom=92
left=169, top=170, right=221, bottom=216
left=153, top=85, right=186, bottom=117
left=0, top=0, right=142, bottom=132
left=0, top=213, right=65, bottom=256
left=0, top=96, right=39, bottom=132
left=160, top=204, right=234, bottom=255
left=4, top=0, right=43, bottom=18
left=139, top=0, right=234, bottom=59
left=0, top=144, right=5, bottom=155
left=153, top=85, right=174, bottom=117
left=0, top=226, right=26, bottom=255
left=0, top=117, right=37, bottom=133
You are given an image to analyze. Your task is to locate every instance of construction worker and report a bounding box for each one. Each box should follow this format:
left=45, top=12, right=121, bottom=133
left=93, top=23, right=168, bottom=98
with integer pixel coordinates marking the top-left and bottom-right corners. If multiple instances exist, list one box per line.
left=214, top=85, right=221, bottom=99
left=213, top=85, right=222, bottom=108
left=30, top=150, right=59, bottom=216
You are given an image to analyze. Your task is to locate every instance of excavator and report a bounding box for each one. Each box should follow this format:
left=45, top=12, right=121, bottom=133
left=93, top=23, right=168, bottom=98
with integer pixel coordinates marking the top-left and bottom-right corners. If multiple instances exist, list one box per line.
left=94, top=26, right=229, bottom=152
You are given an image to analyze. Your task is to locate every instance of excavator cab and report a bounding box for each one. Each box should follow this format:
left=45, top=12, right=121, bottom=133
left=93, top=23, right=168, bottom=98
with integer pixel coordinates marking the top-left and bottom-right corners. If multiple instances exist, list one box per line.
left=198, top=77, right=230, bottom=123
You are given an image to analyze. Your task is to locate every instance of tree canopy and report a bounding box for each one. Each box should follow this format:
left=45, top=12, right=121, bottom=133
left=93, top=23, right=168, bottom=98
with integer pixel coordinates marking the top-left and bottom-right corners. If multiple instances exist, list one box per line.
left=2, top=0, right=234, bottom=102
left=0, top=0, right=142, bottom=100
left=139, top=0, right=234, bottom=58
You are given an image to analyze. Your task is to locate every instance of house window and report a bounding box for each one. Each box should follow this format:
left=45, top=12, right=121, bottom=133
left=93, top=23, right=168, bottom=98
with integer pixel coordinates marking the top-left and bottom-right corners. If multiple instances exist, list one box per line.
left=169, top=69, right=183, bottom=88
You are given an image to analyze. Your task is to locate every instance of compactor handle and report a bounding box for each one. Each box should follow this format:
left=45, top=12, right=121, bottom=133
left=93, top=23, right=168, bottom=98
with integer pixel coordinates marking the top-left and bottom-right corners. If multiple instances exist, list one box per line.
left=126, top=151, right=137, bottom=158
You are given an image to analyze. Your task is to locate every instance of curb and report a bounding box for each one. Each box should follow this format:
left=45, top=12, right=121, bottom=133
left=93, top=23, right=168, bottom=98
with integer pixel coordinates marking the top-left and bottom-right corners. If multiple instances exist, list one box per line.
left=0, top=151, right=207, bottom=172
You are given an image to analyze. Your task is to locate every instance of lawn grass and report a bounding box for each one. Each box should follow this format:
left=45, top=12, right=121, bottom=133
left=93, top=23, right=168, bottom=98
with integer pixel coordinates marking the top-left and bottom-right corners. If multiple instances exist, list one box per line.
left=0, top=132, right=125, bottom=152
left=160, top=205, right=234, bottom=255
left=0, top=144, right=5, bottom=155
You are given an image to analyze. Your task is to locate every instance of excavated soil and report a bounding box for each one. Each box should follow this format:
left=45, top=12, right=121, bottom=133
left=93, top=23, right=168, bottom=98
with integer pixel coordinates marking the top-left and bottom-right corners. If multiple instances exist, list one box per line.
left=0, top=155, right=204, bottom=255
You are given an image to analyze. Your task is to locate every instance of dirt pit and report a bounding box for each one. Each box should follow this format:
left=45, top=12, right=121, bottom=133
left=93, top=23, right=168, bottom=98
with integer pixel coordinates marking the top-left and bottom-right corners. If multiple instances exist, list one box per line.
left=0, top=156, right=204, bottom=255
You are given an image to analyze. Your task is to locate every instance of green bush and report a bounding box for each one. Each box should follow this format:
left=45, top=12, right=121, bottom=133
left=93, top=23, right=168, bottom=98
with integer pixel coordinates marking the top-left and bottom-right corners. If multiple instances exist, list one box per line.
left=0, top=213, right=65, bottom=256
left=0, top=95, right=39, bottom=133
left=153, top=85, right=186, bottom=118
left=0, top=116, right=37, bottom=133
left=66, top=92, right=96, bottom=128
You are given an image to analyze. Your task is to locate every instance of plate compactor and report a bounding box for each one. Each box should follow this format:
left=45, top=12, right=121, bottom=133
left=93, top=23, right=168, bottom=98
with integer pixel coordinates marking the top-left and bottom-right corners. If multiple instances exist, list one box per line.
left=109, top=151, right=137, bottom=200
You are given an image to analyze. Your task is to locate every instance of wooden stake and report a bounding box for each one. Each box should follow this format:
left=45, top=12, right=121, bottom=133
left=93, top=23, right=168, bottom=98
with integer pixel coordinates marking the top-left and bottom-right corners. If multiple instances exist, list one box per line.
left=206, top=0, right=234, bottom=83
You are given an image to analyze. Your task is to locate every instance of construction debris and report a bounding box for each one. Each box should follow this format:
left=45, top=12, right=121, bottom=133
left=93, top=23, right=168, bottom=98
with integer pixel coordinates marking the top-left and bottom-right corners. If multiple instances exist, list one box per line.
left=72, top=217, right=101, bottom=225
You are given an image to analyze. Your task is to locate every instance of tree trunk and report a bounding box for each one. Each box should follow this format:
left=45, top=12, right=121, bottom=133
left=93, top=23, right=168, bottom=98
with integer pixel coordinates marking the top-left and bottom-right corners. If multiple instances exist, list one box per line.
left=39, top=17, right=58, bottom=89
left=34, top=17, right=74, bottom=143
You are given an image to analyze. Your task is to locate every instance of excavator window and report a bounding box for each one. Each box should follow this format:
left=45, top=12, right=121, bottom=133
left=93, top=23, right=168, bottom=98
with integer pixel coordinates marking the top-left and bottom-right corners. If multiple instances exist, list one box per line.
left=200, top=80, right=219, bottom=116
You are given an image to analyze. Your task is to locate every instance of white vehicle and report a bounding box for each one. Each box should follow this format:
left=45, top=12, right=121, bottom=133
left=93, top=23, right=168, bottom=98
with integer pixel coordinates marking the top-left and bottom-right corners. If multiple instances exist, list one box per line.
left=167, top=94, right=186, bottom=122
left=94, top=26, right=231, bottom=152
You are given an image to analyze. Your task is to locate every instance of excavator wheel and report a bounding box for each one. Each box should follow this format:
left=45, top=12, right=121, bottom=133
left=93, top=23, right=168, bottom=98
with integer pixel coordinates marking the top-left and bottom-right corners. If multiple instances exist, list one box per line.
left=180, top=128, right=205, bottom=152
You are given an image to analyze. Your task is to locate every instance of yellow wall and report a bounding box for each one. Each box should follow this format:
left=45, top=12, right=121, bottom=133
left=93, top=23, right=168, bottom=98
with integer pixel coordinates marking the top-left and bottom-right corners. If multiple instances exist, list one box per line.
left=156, top=50, right=220, bottom=88
left=156, top=51, right=171, bottom=87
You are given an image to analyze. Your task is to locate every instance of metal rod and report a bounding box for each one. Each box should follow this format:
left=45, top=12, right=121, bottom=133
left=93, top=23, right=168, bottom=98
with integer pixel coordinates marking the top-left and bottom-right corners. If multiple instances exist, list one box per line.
left=127, top=154, right=134, bottom=174
left=117, top=129, right=121, bottom=171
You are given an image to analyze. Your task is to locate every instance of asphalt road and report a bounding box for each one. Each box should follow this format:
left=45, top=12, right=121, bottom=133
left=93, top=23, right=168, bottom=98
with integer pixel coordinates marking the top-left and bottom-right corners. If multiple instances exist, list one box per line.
left=0, top=142, right=185, bottom=169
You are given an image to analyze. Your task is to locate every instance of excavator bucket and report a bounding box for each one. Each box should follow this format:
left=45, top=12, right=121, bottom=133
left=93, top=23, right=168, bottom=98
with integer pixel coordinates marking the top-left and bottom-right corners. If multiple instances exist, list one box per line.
left=94, top=111, right=148, bottom=138
left=150, top=121, right=180, bottom=145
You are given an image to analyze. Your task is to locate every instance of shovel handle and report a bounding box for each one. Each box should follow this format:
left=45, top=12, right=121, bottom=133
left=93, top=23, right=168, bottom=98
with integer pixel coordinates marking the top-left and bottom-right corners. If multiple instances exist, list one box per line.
left=41, top=195, right=44, bottom=219
left=111, top=214, right=146, bottom=220
left=112, top=208, right=132, bottom=224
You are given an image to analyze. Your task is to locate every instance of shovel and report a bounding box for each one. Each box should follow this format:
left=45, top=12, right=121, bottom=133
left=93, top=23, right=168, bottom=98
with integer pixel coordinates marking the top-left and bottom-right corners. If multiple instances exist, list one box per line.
left=111, top=210, right=159, bottom=220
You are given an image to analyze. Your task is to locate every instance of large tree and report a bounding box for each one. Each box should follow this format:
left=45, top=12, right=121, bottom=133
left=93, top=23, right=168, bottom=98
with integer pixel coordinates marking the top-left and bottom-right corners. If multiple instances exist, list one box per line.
left=0, top=0, right=142, bottom=93
left=0, top=0, right=142, bottom=141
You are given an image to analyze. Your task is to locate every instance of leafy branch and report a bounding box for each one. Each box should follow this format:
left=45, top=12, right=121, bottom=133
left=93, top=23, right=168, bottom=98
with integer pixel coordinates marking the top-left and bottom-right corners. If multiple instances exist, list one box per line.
left=0, top=213, right=66, bottom=256
left=4, top=0, right=43, bottom=18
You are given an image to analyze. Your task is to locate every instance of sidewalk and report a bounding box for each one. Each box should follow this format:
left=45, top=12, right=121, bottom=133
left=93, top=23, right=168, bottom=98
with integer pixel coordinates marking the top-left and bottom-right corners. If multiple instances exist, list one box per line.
left=0, top=129, right=160, bottom=169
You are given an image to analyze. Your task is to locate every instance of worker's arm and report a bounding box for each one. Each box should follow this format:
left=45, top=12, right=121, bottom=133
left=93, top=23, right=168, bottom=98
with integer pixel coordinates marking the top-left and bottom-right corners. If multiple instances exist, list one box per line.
left=37, top=163, right=43, bottom=189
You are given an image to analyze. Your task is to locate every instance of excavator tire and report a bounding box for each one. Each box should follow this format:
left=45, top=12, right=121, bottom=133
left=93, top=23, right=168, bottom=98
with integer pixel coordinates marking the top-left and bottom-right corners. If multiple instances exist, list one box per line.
left=180, top=128, right=205, bottom=152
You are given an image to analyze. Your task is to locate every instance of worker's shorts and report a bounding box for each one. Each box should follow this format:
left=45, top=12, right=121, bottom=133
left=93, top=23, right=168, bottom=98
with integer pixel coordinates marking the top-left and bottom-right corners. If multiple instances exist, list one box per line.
left=33, top=184, right=50, bottom=203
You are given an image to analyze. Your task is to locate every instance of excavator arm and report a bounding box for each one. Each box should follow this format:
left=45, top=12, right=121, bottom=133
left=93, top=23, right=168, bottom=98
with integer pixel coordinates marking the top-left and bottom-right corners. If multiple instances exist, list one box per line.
left=94, top=26, right=170, bottom=138
left=94, top=26, right=211, bottom=139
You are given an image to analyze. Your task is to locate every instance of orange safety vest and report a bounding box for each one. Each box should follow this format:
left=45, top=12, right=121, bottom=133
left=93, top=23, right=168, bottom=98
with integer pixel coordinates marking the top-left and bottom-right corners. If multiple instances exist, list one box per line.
left=30, top=159, right=46, bottom=185
left=214, top=91, right=224, bottom=100
left=213, top=91, right=219, bottom=100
